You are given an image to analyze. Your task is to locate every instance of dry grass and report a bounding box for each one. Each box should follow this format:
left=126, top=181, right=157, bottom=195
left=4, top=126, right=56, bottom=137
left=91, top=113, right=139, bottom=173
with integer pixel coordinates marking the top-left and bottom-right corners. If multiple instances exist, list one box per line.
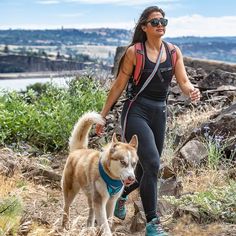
left=181, top=168, right=229, bottom=193
left=0, top=175, right=23, bottom=236
left=163, top=103, right=220, bottom=164
left=171, top=215, right=222, bottom=236
left=27, top=223, right=52, bottom=236
left=0, top=175, right=18, bottom=197
left=171, top=104, right=219, bottom=135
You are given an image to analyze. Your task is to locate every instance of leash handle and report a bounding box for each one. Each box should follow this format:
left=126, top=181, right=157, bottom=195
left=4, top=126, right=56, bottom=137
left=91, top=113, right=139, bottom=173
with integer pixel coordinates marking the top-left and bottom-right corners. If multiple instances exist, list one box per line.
left=122, top=44, right=164, bottom=141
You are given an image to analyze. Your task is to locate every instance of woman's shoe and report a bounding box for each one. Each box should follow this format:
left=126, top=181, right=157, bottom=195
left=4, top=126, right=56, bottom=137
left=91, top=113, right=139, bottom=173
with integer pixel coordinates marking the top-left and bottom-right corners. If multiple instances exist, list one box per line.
left=114, top=196, right=127, bottom=220
left=145, top=217, right=168, bottom=236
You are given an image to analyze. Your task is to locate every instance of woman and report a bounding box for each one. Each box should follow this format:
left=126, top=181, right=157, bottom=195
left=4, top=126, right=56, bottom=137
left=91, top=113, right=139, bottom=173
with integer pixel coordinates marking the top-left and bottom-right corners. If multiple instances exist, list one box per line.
left=96, top=6, right=200, bottom=236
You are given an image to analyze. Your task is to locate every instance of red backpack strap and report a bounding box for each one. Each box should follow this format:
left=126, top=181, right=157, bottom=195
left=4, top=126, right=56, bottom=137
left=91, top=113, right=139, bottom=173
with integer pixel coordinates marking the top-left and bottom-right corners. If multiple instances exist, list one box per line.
left=133, top=42, right=145, bottom=85
left=165, top=41, right=177, bottom=75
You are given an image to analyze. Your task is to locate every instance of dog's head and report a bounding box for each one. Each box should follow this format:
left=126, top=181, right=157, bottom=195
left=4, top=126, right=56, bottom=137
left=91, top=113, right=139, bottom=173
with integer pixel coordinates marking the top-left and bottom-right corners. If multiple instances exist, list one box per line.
left=103, top=133, right=138, bottom=186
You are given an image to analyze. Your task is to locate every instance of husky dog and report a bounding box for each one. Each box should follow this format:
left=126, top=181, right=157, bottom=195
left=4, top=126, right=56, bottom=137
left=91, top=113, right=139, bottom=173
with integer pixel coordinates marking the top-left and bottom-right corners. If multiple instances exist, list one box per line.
left=62, top=112, right=138, bottom=235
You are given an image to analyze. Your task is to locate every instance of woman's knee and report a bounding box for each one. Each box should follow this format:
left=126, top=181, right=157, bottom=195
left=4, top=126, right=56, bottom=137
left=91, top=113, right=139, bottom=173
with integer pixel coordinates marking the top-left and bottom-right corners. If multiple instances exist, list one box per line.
left=142, top=157, right=160, bottom=175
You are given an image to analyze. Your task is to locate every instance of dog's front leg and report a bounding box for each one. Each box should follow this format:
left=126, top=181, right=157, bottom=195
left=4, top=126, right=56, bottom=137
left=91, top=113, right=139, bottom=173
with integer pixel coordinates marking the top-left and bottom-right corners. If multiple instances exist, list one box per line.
left=106, top=195, right=118, bottom=219
left=106, top=196, right=118, bottom=231
left=94, top=195, right=112, bottom=236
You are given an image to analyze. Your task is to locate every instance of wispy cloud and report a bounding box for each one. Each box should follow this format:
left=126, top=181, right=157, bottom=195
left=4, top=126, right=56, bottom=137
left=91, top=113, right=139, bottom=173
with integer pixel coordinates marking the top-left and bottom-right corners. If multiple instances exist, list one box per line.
left=1, top=14, right=236, bottom=37
left=37, top=0, right=60, bottom=4
left=166, top=15, right=236, bottom=37
left=64, top=0, right=179, bottom=6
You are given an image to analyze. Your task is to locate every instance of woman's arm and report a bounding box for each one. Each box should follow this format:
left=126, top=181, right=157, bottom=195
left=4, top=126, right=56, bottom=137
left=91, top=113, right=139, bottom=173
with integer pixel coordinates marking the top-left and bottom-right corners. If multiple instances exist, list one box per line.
left=96, top=46, right=135, bottom=135
left=174, top=46, right=200, bottom=101
left=100, top=46, right=135, bottom=118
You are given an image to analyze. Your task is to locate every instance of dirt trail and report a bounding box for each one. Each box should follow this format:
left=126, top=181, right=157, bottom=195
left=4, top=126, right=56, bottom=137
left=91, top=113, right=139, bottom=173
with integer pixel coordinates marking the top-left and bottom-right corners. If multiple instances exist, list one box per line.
left=21, top=178, right=236, bottom=236
left=21, top=178, right=145, bottom=236
left=1, top=147, right=236, bottom=236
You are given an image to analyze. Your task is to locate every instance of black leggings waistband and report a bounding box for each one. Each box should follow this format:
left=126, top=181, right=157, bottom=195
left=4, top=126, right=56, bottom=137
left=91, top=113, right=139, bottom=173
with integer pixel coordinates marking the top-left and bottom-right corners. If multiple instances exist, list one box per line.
left=134, top=96, right=166, bottom=107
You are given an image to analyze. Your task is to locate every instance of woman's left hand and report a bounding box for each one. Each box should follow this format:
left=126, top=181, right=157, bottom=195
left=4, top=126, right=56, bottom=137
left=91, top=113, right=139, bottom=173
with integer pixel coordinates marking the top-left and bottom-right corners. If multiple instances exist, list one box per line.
left=189, top=88, right=201, bottom=102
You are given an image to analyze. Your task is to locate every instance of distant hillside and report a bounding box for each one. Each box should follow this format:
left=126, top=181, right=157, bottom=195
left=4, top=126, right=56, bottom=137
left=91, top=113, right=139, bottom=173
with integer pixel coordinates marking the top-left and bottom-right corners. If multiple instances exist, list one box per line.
left=0, top=29, right=235, bottom=63
left=165, top=36, right=236, bottom=64
left=0, top=28, right=132, bottom=46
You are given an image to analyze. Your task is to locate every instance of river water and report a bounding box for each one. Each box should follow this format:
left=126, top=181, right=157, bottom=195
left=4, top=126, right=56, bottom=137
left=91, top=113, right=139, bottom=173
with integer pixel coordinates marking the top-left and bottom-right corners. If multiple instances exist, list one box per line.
left=0, top=77, right=74, bottom=91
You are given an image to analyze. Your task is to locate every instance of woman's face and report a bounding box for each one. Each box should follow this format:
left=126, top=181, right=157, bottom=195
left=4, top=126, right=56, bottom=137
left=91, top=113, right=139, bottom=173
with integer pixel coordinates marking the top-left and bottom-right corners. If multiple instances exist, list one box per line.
left=142, top=11, right=166, bottom=37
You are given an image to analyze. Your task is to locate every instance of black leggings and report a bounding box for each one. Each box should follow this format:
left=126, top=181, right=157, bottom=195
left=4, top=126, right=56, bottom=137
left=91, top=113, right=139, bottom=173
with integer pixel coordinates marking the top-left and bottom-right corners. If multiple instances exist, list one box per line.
left=121, top=96, right=167, bottom=222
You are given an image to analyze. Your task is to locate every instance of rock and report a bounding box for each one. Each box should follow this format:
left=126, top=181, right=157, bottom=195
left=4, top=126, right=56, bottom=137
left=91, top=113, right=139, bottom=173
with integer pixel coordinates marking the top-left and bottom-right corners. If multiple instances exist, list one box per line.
left=184, top=57, right=236, bottom=73
left=159, top=163, right=176, bottom=179
left=215, top=85, right=236, bottom=92
left=210, top=102, right=236, bottom=119
left=172, top=156, right=186, bottom=173
left=133, top=200, right=143, bottom=214
left=199, top=69, right=236, bottom=90
left=130, top=200, right=146, bottom=232
left=185, top=66, right=198, bottom=78
left=169, top=85, right=182, bottom=95
left=179, top=139, right=208, bottom=166
left=157, top=199, right=175, bottom=216
left=18, top=220, right=32, bottom=235
left=159, top=176, right=183, bottom=198
left=112, top=46, right=126, bottom=75
left=174, top=103, right=236, bottom=167
left=173, top=205, right=201, bottom=223
left=22, top=164, right=62, bottom=186
left=130, top=211, right=146, bottom=233
left=200, top=103, right=236, bottom=153
left=0, top=148, right=61, bottom=188
left=0, top=148, right=19, bottom=177
left=228, top=168, right=236, bottom=180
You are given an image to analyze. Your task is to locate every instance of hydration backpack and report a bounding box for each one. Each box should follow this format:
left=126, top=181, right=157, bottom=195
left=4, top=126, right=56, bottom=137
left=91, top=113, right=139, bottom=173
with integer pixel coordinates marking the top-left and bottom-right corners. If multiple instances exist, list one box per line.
left=133, top=41, right=177, bottom=85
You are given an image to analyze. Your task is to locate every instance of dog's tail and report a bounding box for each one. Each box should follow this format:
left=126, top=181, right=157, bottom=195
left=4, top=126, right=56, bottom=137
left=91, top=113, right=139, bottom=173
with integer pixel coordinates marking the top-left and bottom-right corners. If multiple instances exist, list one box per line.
left=69, top=111, right=105, bottom=152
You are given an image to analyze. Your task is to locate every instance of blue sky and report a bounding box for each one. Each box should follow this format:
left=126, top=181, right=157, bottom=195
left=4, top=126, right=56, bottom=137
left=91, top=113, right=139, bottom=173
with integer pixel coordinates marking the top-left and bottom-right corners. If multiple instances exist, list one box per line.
left=0, top=0, right=236, bottom=37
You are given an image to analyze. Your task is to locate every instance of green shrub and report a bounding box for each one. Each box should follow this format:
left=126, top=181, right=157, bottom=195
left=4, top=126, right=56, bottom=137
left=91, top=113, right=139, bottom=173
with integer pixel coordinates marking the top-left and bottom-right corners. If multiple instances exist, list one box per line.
left=164, top=181, right=236, bottom=223
left=25, top=82, right=49, bottom=96
left=0, top=76, right=106, bottom=151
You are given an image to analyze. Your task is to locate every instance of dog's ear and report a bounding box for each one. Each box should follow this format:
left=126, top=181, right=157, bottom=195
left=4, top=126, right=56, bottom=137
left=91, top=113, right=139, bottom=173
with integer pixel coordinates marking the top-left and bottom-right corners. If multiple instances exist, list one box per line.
left=112, top=133, right=118, bottom=143
left=110, top=133, right=119, bottom=155
left=110, top=143, right=118, bottom=154
left=129, top=135, right=138, bottom=150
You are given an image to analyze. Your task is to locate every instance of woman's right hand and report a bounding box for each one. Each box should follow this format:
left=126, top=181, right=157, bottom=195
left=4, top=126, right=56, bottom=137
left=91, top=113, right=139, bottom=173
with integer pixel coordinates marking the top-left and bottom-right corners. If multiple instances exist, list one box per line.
left=95, top=123, right=105, bottom=136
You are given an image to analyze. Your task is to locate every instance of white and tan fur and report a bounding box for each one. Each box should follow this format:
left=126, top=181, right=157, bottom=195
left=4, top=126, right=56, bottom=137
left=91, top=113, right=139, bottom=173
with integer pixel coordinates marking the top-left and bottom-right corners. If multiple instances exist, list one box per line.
left=62, top=112, right=138, bottom=235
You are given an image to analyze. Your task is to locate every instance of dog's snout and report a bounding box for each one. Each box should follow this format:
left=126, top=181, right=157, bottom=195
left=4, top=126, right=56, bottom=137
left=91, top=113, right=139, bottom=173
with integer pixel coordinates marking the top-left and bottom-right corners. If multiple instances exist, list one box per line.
left=128, top=176, right=135, bottom=182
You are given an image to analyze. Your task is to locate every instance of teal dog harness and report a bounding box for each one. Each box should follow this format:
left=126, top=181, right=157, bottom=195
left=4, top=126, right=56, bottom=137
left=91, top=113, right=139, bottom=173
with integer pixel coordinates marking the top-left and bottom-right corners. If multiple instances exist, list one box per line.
left=98, top=160, right=123, bottom=197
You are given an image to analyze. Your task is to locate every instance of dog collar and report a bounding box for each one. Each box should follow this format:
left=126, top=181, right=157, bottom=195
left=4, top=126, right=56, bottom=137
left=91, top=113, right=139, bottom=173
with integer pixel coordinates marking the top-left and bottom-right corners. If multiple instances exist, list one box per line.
left=98, top=160, right=123, bottom=197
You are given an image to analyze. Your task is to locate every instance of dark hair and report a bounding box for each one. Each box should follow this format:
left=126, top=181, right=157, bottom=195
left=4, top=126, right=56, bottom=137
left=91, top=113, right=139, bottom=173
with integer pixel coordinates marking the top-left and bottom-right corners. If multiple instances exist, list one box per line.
left=132, top=6, right=165, bottom=44
left=116, top=6, right=165, bottom=76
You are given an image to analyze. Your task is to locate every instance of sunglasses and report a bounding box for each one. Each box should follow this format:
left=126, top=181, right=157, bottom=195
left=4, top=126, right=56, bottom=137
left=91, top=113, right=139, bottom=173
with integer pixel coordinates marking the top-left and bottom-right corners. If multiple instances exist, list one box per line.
left=146, top=18, right=168, bottom=27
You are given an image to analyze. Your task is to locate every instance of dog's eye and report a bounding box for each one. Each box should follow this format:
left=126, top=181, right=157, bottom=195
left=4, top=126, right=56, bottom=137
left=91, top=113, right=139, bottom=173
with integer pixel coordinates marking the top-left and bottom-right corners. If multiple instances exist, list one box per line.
left=120, top=160, right=127, bottom=166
